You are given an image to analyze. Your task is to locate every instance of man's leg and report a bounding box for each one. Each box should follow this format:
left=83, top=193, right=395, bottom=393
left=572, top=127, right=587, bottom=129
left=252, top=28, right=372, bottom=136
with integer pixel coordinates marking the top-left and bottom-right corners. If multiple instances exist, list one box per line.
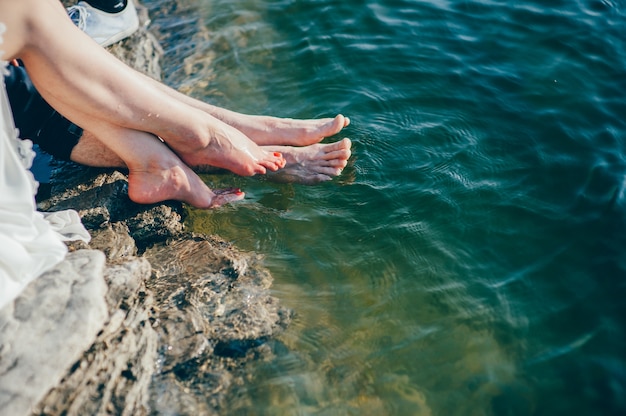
left=5, top=62, right=350, bottom=185
left=261, top=139, right=352, bottom=184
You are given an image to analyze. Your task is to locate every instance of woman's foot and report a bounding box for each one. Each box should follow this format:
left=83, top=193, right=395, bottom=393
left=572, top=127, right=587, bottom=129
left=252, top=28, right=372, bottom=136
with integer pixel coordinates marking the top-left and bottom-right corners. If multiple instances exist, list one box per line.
left=264, top=138, right=352, bottom=184
left=176, top=121, right=286, bottom=176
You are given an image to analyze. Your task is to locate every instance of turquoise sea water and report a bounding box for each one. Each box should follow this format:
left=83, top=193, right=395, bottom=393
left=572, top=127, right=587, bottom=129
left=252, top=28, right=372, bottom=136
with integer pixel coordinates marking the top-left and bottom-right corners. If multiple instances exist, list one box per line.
left=147, top=0, right=626, bottom=414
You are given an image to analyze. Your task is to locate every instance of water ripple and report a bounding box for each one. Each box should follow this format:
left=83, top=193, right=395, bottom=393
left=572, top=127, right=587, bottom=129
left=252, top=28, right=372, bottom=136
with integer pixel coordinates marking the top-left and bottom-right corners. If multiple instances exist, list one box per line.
left=148, top=0, right=626, bottom=413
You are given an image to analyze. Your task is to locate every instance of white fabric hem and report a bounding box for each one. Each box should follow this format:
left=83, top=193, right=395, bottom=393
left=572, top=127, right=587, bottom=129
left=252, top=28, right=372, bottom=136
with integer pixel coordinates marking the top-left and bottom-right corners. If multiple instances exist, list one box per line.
left=1, top=27, right=91, bottom=310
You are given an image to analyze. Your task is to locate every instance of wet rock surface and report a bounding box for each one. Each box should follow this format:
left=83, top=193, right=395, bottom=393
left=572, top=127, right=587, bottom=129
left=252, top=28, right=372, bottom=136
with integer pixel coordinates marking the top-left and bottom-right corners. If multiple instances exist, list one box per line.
left=0, top=1, right=291, bottom=415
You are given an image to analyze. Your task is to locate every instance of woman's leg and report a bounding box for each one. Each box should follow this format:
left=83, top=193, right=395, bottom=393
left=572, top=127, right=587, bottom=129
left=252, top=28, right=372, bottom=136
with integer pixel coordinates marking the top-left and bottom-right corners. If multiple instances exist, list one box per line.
left=5, top=0, right=284, bottom=177
left=131, top=70, right=350, bottom=147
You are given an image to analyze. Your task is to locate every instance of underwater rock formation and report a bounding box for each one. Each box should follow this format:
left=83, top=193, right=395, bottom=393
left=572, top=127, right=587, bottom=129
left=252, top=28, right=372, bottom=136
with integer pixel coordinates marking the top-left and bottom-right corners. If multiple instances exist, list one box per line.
left=0, top=2, right=290, bottom=414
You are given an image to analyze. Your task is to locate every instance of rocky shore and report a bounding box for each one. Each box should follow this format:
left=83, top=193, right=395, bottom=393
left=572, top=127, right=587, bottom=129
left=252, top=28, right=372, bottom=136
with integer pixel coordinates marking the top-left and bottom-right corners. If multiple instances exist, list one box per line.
left=0, top=2, right=291, bottom=415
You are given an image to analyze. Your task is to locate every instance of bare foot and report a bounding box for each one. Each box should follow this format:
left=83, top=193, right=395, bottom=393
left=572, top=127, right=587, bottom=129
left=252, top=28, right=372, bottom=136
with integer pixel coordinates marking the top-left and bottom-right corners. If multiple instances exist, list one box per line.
left=128, top=164, right=245, bottom=208
left=177, top=122, right=286, bottom=176
left=220, top=113, right=350, bottom=147
left=264, top=138, right=352, bottom=184
left=124, top=134, right=245, bottom=208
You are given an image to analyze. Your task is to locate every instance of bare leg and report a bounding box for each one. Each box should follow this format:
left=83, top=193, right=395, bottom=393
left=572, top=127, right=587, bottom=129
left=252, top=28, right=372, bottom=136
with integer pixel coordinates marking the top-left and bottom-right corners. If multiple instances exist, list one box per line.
left=174, top=120, right=286, bottom=176
left=3, top=0, right=346, bottom=179
left=4, top=0, right=284, bottom=178
left=74, top=126, right=244, bottom=208
left=127, top=159, right=244, bottom=209
left=72, top=130, right=352, bottom=184
left=70, top=131, right=125, bottom=168
left=73, top=116, right=288, bottom=177
left=132, top=70, right=350, bottom=146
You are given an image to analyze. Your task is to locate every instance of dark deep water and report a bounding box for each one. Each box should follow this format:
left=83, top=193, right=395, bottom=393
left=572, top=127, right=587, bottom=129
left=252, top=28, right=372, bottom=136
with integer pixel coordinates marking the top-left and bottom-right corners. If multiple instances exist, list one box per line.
left=146, top=0, right=626, bottom=414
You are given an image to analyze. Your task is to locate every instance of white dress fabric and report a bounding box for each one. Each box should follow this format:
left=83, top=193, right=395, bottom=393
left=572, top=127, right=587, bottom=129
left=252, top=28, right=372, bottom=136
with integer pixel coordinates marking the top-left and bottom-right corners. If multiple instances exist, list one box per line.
left=0, top=23, right=91, bottom=310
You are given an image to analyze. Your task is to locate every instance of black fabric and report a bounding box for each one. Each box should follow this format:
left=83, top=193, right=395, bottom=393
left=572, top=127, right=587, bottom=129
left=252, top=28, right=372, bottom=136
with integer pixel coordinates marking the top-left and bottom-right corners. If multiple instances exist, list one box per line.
left=4, top=64, right=82, bottom=161
left=84, top=0, right=128, bottom=13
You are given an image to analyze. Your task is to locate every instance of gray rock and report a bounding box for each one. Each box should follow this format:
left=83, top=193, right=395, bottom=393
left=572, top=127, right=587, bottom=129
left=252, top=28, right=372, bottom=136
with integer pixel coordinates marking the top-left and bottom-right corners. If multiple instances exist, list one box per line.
left=87, top=222, right=138, bottom=260
left=0, top=250, right=109, bottom=416
left=31, top=233, right=291, bottom=416
left=143, top=235, right=291, bottom=413
left=40, top=167, right=185, bottom=247
left=34, top=256, right=156, bottom=416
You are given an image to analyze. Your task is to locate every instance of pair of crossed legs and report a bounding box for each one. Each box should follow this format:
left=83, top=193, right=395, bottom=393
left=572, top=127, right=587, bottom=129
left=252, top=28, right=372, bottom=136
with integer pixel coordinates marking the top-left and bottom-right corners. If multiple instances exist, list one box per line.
left=2, top=0, right=352, bottom=209
left=72, top=113, right=352, bottom=208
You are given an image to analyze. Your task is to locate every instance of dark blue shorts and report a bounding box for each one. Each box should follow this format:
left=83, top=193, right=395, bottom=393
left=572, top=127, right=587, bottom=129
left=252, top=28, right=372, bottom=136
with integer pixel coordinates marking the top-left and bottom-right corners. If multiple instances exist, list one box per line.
left=4, top=64, right=83, bottom=161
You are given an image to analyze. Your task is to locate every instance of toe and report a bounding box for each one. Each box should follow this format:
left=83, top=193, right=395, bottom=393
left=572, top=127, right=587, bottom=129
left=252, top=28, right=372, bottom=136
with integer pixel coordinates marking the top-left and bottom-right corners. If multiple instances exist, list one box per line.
left=210, top=188, right=245, bottom=208
left=323, top=115, right=349, bottom=136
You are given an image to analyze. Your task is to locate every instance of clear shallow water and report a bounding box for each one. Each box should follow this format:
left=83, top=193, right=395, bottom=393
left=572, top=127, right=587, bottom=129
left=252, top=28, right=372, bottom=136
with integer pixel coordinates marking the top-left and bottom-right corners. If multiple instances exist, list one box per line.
left=148, top=0, right=626, bottom=414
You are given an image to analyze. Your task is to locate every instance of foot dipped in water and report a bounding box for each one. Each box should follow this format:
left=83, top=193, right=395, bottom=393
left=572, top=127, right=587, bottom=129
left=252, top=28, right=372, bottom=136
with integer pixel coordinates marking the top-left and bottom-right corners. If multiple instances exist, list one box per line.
left=264, top=138, right=352, bottom=184
left=124, top=133, right=245, bottom=208
left=128, top=163, right=245, bottom=208
left=220, top=114, right=351, bottom=147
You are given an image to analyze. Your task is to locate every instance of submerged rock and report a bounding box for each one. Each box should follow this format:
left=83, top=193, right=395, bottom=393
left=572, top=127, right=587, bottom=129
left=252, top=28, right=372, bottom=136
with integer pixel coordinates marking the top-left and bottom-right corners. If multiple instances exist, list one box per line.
left=0, top=1, right=291, bottom=414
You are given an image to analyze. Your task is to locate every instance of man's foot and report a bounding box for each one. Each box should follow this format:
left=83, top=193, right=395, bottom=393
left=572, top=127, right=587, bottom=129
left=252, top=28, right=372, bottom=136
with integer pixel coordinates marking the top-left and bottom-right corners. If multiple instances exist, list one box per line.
left=215, top=113, right=350, bottom=147
left=264, top=138, right=352, bottom=184
left=68, top=0, right=139, bottom=48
